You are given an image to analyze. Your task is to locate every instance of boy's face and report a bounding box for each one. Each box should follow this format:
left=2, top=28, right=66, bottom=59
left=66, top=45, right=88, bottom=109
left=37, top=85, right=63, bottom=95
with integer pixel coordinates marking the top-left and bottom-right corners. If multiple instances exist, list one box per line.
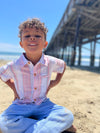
left=20, top=27, right=47, bottom=56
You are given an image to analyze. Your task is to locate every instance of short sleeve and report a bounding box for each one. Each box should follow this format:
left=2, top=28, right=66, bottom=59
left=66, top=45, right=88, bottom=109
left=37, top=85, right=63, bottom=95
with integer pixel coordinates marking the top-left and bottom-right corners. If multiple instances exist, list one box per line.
left=0, top=64, right=12, bottom=82
left=51, top=57, right=65, bottom=73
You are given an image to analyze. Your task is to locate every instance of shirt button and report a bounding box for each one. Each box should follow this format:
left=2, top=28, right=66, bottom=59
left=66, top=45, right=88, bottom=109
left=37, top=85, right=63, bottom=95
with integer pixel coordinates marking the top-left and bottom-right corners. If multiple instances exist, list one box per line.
left=34, top=99, right=36, bottom=101
left=34, top=88, right=37, bottom=90
left=34, top=73, right=36, bottom=76
left=28, top=61, right=30, bottom=64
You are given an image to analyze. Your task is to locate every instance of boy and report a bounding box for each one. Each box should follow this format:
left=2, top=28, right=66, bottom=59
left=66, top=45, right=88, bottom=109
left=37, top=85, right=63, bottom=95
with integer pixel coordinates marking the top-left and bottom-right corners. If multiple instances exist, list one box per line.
left=0, top=18, right=76, bottom=133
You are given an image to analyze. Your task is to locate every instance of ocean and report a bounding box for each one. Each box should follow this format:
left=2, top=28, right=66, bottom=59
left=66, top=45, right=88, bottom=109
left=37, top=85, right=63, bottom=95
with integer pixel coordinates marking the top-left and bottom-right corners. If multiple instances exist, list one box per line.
left=0, top=51, right=21, bottom=61
left=0, top=51, right=99, bottom=67
left=75, top=56, right=99, bottom=66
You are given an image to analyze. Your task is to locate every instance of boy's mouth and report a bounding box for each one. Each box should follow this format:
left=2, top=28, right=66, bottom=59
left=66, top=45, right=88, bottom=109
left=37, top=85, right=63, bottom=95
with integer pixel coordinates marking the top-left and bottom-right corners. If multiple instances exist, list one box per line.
left=28, top=44, right=37, bottom=46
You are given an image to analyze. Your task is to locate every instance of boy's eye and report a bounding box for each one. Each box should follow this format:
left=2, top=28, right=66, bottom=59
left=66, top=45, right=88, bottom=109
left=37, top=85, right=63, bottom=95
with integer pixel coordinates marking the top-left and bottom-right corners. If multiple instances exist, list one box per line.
left=35, top=35, right=42, bottom=38
left=24, top=35, right=42, bottom=39
left=25, top=35, right=31, bottom=38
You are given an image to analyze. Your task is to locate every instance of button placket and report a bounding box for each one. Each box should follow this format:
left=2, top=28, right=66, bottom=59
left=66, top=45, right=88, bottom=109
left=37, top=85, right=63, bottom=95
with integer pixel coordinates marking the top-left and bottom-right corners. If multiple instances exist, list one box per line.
left=33, top=69, right=37, bottom=90
left=33, top=68, right=38, bottom=103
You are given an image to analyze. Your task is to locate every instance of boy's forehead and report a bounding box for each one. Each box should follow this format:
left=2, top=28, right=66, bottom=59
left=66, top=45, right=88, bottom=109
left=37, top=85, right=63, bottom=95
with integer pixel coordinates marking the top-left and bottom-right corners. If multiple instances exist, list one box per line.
left=22, top=27, right=43, bottom=34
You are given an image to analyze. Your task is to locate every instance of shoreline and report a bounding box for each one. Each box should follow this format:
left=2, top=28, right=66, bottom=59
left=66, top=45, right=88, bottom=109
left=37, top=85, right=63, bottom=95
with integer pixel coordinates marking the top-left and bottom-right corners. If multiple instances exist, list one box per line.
left=0, top=51, right=100, bottom=67
left=0, top=59, right=100, bottom=73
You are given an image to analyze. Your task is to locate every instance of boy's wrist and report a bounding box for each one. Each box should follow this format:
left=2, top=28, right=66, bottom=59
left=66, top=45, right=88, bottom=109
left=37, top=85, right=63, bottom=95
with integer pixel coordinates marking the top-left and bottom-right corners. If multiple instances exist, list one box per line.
left=50, top=80, right=58, bottom=88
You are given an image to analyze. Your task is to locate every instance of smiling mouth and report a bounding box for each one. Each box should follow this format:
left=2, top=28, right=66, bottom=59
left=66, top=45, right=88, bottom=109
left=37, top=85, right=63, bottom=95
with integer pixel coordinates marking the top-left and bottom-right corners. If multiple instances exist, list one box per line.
left=28, top=44, right=37, bottom=46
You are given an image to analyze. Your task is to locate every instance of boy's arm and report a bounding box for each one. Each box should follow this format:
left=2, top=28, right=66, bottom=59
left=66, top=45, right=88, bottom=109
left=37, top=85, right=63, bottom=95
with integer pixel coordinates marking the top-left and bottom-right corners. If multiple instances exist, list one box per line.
left=5, top=79, right=19, bottom=100
left=46, top=62, right=66, bottom=94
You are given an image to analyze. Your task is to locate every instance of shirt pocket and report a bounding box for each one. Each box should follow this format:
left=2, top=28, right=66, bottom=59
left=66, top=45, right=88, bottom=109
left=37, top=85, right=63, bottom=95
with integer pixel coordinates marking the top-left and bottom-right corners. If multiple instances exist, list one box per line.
left=40, top=73, right=49, bottom=82
left=40, top=73, right=48, bottom=77
left=40, top=66, right=48, bottom=77
left=39, top=72, right=49, bottom=88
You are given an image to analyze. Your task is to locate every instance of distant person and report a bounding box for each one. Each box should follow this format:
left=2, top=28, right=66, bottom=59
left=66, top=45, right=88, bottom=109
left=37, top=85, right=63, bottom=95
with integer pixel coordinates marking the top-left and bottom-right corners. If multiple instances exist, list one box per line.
left=0, top=18, right=76, bottom=133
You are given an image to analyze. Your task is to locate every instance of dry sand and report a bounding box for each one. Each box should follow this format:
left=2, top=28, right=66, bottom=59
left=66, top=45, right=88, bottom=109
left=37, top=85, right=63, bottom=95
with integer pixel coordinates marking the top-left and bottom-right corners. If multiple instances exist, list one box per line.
left=0, top=60, right=100, bottom=133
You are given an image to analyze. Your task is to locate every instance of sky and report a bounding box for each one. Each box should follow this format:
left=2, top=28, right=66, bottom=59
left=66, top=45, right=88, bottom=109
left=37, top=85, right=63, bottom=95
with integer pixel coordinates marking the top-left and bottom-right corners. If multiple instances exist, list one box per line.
left=0, top=0, right=99, bottom=57
left=0, top=0, right=69, bottom=53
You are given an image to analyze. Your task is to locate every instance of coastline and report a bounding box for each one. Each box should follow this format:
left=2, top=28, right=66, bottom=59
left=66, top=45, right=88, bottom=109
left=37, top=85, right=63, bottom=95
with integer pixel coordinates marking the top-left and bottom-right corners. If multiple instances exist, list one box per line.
left=0, top=60, right=100, bottom=133
left=0, top=51, right=100, bottom=67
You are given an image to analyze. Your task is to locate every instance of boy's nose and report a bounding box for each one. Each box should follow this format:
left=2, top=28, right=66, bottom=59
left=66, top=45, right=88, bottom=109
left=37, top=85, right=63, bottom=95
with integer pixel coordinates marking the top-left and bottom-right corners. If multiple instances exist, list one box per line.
left=30, top=36, right=36, bottom=41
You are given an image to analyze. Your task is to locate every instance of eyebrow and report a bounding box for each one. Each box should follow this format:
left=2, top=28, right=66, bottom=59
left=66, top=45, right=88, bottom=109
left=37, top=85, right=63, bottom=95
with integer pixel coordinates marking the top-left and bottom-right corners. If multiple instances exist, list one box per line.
left=23, top=30, right=40, bottom=33
left=23, top=31, right=30, bottom=33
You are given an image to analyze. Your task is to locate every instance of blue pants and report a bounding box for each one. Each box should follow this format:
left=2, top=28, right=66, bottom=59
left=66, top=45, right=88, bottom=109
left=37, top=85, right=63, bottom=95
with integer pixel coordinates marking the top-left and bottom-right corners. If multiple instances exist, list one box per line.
left=0, top=98, right=74, bottom=133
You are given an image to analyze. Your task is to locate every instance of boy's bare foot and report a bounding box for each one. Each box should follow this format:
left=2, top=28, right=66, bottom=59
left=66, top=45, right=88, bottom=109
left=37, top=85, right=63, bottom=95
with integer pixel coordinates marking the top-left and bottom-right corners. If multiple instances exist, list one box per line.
left=66, top=125, right=77, bottom=133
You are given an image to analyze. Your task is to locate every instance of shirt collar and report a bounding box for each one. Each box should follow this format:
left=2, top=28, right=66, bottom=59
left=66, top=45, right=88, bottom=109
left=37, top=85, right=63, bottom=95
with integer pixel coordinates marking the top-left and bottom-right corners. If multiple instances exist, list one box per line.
left=35, top=53, right=48, bottom=66
left=16, top=53, right=28, bottom=67
left=17, top=53, right=48, bottom=67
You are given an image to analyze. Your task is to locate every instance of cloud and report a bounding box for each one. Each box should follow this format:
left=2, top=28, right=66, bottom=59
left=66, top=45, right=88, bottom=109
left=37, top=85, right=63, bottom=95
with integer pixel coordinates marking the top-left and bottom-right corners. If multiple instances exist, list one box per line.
left=0, top=42, right=23, bottom=53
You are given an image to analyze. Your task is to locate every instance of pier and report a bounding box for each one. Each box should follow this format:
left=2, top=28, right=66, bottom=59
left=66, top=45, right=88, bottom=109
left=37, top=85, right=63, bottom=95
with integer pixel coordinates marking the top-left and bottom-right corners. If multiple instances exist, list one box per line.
left=45, top=0, right=100, bottom=68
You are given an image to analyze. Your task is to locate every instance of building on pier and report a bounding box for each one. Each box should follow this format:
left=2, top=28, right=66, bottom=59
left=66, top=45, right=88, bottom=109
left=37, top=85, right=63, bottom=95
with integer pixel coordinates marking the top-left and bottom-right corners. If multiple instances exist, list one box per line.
left=45, top=0, right=100, bottom=68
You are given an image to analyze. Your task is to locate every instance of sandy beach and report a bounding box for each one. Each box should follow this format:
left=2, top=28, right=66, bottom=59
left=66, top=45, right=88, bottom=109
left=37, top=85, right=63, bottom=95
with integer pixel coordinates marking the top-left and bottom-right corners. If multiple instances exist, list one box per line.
left=0, top=60, right=100, bottom=133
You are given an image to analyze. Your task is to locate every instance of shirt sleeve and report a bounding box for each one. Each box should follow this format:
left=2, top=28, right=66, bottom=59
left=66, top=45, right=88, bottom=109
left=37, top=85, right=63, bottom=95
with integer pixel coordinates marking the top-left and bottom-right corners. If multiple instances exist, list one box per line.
left=0, top=64, right=12, bottom=82
left=51, top=57, right=65, bottom=73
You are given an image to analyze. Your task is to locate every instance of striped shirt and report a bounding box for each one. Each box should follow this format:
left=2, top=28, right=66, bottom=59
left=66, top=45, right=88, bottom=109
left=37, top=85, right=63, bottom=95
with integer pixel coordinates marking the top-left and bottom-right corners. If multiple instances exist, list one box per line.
left=0, top=53, right=64, bottom=105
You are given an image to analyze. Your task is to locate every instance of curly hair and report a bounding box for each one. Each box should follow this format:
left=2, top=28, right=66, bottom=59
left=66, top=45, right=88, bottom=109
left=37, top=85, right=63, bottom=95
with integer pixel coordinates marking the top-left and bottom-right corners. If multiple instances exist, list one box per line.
left=18, top=18, right=48, bottom=40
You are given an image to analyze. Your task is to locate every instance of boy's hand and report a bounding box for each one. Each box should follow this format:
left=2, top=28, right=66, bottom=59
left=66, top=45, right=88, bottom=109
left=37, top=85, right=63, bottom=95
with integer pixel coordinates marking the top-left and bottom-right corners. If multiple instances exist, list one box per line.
left=46, top=79, right=58, bottom=94
left=46, top=62, right=66, bottom=94
left=6, top=79, right=20, bottom=100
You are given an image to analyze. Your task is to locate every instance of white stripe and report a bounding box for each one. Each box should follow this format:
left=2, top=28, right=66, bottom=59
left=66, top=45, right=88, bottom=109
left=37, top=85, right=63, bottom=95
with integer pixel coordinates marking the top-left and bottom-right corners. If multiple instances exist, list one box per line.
left=29, top=65, right=34, bottom=101
left=39, top=76, right=48, bottom=97
left=39, top=66, right=49, bottom=98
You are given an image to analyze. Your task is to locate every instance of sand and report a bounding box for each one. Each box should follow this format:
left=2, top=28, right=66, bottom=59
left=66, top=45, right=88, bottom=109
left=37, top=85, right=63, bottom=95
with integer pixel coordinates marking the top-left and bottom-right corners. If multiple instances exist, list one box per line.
left=0, top=60, right=100, bottom=133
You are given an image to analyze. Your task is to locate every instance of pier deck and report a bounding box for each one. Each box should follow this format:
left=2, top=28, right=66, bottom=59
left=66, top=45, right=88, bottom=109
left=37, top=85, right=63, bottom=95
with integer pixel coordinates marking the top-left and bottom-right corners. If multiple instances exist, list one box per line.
left=45, top=0, right=100, bottom=67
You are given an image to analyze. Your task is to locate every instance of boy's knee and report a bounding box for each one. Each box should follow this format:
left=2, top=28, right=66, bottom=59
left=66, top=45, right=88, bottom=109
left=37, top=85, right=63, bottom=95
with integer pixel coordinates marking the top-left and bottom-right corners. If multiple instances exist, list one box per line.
left=64, top=109, right=74, bottom=124
left=0, top=116, right=7, bottom=133
left=55, top=106, right=74, bottom=123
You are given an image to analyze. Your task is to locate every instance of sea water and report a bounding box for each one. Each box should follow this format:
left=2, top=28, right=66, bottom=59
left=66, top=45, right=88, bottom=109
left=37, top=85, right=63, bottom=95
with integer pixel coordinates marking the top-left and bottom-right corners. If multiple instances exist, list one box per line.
left=75, top=56, right=100, bottom=67
left=0, top=51, right=21, bottom=61
left=0, top=51, right=99, bottom=67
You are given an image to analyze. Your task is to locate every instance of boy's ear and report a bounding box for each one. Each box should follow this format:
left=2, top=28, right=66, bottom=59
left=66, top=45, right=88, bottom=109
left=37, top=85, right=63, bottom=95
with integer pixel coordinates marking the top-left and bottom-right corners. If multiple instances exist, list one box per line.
left=20, top=41, right=23, bottom=48
left=44, top=41, right=48, bottom=48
